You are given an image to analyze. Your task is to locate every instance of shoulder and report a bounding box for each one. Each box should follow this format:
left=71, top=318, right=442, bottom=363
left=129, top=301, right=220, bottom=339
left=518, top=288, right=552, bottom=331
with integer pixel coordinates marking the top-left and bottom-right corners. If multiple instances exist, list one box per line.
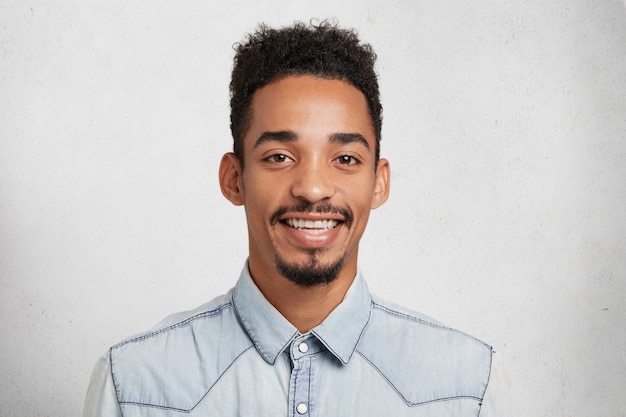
left=357, top=295, right=493, bottom=406
left=113, top=290, right=236, bottom=350
left=366, top=294, right=491, bottom=350
left=369, top=295, right=444, bottom=325
left=109, top=289, right=254, bottom=411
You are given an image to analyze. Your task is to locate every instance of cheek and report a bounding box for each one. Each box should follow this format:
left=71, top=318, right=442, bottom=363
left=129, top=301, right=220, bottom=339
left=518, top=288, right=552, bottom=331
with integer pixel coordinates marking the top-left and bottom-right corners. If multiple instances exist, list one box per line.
left=241, top=174, right=266, bottom=203
left=242, top=178, right=283, bottom=220
left=342, top=178, right=376, bottom=206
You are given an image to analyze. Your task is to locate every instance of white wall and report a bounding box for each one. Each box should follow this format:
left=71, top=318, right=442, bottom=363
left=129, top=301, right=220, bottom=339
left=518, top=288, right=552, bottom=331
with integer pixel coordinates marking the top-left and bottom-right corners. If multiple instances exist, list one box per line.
left=1, top=1, right=625, bottom=416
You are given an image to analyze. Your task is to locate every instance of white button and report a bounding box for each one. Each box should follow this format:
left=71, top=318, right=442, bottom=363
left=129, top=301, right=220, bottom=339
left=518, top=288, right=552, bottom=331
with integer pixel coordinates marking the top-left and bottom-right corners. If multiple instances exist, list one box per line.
left=296, top=403, right=308, bottom=414
left=298, top=342, right=309, bottom=353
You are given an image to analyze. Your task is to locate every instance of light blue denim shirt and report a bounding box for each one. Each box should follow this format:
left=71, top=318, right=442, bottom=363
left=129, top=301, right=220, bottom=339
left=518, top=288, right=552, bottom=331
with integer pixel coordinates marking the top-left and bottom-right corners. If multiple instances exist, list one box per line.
left=84, top=266, right=499, bottom=417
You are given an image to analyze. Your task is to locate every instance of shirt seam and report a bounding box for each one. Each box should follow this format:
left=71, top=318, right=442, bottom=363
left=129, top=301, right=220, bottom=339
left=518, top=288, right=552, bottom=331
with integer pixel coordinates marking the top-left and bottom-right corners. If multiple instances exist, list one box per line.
left=115, top=345, right=256, bottom=412
left=110, top=301, right=236, bottom=412
left=476, top=347, right=494, bottom=416
left=355, top=350, right=484, bottom=407
left=112, top=302, right=233, bottom=349
left=371, top=301, right=491, bottom=349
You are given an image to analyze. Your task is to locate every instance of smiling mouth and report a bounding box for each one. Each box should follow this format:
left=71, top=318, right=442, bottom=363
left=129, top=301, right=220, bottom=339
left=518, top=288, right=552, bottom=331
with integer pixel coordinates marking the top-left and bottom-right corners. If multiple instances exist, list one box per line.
left=270, top=202, right=353, bottom=231
left=282, top=218, right=340, bottom=234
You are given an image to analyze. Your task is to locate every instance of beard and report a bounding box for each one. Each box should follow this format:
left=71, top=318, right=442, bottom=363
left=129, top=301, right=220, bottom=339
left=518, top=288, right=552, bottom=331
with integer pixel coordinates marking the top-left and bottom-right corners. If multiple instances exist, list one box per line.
left=275, top=249, right=345, bottom=287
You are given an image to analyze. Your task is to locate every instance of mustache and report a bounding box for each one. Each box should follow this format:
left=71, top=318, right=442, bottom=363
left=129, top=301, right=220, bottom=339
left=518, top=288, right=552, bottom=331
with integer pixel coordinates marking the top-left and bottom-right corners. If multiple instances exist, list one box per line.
left=270, top=202, right=353, bottom=228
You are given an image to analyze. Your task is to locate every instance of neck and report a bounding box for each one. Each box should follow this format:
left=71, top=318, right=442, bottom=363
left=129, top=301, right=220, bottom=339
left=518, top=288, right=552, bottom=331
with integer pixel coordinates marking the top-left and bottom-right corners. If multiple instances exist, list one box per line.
left=248, top=260, right=357, bottom=333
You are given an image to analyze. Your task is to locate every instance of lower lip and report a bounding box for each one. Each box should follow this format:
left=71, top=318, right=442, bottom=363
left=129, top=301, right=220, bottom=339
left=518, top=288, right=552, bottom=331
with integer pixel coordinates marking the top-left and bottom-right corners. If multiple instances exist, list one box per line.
left=280, top=222, right=343, bottom=248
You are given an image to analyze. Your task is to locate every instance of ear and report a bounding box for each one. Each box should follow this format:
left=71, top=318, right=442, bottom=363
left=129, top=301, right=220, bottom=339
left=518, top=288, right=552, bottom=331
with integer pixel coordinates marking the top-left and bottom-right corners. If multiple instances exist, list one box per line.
left=219, top=153, right=244, bottom=206
left=371, top=158, right=390, bottom=209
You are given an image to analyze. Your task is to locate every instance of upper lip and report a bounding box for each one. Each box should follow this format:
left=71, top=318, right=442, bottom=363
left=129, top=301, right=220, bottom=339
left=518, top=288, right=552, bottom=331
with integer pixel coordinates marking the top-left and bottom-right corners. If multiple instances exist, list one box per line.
left=270, top=203, right=353, bottom=228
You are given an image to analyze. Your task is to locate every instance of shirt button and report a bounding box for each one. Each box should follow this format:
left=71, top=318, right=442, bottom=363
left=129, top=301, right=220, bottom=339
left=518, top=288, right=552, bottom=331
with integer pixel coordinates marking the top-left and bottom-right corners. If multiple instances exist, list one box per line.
left=296, top=403, right=308, bottom=414
left=298, top=342, right=309, bottom=353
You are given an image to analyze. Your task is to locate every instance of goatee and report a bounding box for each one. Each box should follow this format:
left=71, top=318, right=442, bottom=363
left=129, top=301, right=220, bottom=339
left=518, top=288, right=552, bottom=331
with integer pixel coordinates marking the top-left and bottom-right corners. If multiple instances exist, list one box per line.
left=275, top=250, right=344, bottom=287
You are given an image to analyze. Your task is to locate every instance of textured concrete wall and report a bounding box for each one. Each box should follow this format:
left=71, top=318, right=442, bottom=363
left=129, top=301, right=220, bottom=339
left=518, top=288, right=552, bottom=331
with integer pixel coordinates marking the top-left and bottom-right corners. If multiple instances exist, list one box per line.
left=1, top=1, right=625, bottom=416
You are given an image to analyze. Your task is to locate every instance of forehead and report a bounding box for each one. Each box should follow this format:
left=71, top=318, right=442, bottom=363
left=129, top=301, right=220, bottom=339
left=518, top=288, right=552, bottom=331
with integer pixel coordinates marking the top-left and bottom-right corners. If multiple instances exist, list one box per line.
left=245, top=75, right=375, bottom=148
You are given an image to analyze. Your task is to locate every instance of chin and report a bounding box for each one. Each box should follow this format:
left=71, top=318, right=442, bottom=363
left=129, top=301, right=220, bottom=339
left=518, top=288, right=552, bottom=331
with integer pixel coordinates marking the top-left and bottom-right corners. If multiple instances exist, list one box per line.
left=275, top=251, right=345, bottom=287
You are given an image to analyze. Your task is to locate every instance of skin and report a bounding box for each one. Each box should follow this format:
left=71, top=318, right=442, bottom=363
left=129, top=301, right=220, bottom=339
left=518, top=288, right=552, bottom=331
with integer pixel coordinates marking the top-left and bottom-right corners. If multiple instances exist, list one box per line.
left=219, top=75, right=390, bottom=333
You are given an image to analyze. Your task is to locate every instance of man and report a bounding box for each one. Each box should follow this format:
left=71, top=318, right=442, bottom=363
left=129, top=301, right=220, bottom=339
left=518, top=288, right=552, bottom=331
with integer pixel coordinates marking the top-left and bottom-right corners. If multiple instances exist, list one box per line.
left=84, top=21, right=502, bottom=416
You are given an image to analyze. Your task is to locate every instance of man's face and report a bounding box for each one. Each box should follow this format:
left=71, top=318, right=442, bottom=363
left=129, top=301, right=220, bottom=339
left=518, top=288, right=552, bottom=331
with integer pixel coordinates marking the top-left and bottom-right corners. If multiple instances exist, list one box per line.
left=221, top=75, right=389, bottom=286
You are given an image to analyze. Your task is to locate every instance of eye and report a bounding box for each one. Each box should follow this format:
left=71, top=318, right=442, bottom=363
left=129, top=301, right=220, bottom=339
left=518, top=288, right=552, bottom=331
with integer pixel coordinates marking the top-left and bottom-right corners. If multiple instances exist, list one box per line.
left=266, top=153, right=294, bottom=163
left=334, top=155, right=360, bottom=165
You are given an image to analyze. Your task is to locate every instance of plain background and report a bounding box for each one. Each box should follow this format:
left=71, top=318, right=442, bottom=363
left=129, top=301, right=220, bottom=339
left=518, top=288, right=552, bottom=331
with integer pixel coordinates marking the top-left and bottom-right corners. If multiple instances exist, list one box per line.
left=1, top=1, right=625, bottom=416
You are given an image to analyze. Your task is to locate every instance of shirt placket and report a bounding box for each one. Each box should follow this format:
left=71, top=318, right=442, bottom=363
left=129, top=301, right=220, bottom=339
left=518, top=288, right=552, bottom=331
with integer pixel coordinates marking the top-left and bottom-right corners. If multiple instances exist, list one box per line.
left=288, top=334, right=319, bottom=417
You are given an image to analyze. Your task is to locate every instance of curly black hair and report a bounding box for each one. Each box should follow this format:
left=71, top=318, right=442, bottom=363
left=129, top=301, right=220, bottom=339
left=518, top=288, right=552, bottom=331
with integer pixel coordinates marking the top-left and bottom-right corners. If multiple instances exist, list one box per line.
left=229, top=21, right=382, bottom=167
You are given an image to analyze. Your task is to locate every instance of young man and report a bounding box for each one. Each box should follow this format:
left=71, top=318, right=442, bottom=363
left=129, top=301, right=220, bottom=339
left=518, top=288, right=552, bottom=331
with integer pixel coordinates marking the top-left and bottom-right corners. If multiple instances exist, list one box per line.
left=84, top=22, right=500, bottom=416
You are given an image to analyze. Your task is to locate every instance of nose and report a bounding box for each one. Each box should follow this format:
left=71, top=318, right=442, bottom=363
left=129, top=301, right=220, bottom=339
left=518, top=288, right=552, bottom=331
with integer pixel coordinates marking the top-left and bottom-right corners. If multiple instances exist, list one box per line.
left=290, top=159, right=336, bottom=204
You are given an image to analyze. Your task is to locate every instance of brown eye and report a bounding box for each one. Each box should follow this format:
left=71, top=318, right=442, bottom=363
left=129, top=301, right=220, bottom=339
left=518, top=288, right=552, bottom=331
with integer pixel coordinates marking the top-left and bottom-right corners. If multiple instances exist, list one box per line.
left=336, top=155, right=359, bottom=165
left=266, top=154, right=293, bottom=163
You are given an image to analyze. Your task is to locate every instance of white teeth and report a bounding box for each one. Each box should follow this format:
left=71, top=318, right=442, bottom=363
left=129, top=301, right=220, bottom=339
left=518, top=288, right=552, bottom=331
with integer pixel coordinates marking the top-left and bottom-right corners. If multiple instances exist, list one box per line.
left=285, top=218, right=338, bottom=233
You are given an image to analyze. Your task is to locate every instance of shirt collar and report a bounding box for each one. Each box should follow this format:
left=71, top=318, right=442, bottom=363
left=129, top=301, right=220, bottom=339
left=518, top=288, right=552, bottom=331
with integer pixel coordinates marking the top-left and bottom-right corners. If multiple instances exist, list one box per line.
left=310, top=270, right=372, bottom=364
left=232, top=263, right=372, bottom=365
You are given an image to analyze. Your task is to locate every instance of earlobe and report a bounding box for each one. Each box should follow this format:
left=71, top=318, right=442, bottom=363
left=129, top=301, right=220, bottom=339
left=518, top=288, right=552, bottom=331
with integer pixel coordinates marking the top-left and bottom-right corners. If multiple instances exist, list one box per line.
left=219, top=153, right=244, bottom=206
left=371, top=158, right=390, bottom=209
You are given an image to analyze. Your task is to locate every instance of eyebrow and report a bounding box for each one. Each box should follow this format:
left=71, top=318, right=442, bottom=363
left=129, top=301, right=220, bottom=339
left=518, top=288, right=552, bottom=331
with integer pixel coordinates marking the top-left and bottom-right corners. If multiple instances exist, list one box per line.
left=253, top=130, right=298, bottom=149
left=329, top=132, right=370, bottom=151
left=253, top=131, right=370, bottom=151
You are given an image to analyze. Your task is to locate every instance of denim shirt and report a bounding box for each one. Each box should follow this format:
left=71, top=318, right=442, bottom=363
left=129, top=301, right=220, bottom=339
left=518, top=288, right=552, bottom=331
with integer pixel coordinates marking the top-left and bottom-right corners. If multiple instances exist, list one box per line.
left=84, top=266, right=496, bottom=417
